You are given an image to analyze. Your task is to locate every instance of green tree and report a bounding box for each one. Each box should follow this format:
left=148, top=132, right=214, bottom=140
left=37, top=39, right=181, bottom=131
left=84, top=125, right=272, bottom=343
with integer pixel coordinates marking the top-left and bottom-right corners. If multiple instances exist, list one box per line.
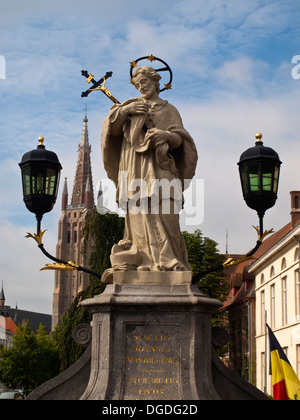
left=182, top=229, right=230, bottom=304
left=0, top=322, right=60, bottom=395
left=82, top=208, right=125, bottom=277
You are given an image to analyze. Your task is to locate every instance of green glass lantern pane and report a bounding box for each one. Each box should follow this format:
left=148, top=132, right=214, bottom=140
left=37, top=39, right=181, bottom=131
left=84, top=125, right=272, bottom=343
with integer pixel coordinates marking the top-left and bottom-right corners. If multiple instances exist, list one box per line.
left=45, top=168, right=57, bottom=196
left=32, top=171, right=44, bottom=194
left=240, top=167, right=249, bottom=194
left=262, top=173, right=272, bottom=191
left=22, top=167, right=31, bottom=196
left=249, top=173, right=259, bottom=191
left=273, top=166, right=279, bottom=194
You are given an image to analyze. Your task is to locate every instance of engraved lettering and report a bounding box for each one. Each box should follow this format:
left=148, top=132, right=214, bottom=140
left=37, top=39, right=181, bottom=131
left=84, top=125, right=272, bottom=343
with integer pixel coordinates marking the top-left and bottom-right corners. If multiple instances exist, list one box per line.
left=132, top=334, right=171, bottom=342
left=138, top=388, right=164, bottom=395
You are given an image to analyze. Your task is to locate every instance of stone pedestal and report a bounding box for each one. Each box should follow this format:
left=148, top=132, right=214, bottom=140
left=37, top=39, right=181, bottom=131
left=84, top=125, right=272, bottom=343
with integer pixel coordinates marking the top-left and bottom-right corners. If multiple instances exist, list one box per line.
left=80, top=281, right=222, bottom=400
left=27, top=273, right=268, bottom=400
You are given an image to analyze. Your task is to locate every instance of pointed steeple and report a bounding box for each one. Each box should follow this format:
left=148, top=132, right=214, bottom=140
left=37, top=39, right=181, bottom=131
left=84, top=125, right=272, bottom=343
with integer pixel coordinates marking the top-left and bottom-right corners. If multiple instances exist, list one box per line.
left=0, top=281, right=5, bottom=306
left=14, top=303, right=18, bottom=323
left=70, top=115, right=95, bottom=208
left=84, top=175, right=93, bottom=208
left=96, top=181, right=104, bottom=213
left=62, top=177, right=68, bottom=210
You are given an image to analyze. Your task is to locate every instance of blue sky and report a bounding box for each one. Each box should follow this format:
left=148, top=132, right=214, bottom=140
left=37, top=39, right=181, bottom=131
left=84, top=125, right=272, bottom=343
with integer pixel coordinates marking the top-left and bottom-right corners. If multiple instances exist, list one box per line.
left=0, top=0, right=300, bottom=313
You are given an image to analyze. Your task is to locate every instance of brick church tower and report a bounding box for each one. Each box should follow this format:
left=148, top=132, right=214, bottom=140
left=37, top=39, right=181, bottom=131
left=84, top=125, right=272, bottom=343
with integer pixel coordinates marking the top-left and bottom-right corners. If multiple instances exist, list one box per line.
left=52, top=115, right=95, bottom=329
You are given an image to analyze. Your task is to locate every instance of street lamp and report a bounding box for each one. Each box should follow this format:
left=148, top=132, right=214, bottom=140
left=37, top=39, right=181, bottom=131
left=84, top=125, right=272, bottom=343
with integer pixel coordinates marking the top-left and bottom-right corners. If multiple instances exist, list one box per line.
left=19, top=137, right=101, bottom=280
left=192, top=133, right=281, bottom=285
left=238, top=133, right=281, bottom=236
left=19, top=136, right=62, bottom=235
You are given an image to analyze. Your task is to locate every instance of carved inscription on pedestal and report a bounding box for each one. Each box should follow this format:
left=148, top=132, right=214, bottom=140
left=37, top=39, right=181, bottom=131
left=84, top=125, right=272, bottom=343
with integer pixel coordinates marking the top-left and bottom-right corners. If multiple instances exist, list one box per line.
left=122, top=324, right=181, bottom=400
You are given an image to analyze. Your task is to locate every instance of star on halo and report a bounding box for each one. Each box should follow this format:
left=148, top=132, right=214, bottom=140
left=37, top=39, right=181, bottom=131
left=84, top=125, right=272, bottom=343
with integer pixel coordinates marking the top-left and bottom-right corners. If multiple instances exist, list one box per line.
left=147, top=54, right=156, bottom=62
left=130, top=61, right=138, bottom=68
left=164, top=83, right=172, bottom=90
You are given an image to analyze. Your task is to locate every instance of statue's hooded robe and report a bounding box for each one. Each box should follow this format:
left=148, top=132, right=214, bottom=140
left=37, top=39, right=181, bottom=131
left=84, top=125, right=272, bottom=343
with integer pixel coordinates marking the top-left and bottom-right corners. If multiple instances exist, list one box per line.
left=101, top=97, right=198, bottom=271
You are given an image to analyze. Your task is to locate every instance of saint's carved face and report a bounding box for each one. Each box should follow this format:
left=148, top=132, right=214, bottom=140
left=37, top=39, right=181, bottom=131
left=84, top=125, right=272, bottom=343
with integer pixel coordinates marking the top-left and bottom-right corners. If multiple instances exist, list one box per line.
left=133, top=74, right=157, bottom=100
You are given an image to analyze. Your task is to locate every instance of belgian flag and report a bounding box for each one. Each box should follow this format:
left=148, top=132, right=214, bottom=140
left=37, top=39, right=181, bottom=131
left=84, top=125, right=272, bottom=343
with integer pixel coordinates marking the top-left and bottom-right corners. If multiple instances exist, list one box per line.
left=267, top=324, right=300, bottom=400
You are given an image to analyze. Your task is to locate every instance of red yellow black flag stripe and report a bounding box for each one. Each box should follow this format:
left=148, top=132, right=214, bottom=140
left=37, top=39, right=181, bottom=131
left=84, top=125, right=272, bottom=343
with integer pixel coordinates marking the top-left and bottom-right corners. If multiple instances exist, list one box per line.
left=267, top=324, right=300, bottom=400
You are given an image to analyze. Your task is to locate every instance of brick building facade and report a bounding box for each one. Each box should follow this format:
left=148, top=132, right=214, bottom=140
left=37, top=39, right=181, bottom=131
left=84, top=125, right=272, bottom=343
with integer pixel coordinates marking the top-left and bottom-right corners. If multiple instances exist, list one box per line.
left=52, top=115, right=95, bottom=330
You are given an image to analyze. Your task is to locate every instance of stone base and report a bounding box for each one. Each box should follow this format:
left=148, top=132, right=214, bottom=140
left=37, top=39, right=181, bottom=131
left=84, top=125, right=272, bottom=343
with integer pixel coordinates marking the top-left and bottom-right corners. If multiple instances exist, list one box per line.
left=80, top=284, right=222, bottom=400
left=27, top=281, right=268, bottom=400
left=113, top=270, right=192, bottom=285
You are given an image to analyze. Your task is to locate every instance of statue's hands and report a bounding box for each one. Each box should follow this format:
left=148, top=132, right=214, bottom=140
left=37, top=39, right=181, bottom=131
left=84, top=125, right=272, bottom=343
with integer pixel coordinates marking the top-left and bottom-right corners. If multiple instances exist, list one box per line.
left=148, top=129, right=170, bottom=147
left=121, top=101, right=150, bottom=116
left=147, top=128, right=182, bottom=149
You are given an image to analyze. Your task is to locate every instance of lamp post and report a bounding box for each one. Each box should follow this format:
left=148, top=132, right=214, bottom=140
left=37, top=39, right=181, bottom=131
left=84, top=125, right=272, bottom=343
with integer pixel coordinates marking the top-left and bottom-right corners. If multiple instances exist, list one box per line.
left=192, top=133, right=281, bottom=284
left=238, top=133, right=281, bottom=236
left=19, top=137, right=101, bottom=280
left=19, top=136, right=62, bottom=235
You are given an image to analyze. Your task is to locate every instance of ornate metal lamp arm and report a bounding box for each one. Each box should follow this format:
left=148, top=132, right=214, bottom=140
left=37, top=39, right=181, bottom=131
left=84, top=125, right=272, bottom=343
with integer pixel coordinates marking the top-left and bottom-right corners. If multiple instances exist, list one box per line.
left=191, top=222, right=274, bottom=285
left=25, top=220, right=102, bottom=279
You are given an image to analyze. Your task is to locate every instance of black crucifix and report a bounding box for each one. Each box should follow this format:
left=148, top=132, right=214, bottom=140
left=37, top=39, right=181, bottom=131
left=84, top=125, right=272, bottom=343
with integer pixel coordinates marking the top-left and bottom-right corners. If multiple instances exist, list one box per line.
left=81, top=70, right=120, bottom=104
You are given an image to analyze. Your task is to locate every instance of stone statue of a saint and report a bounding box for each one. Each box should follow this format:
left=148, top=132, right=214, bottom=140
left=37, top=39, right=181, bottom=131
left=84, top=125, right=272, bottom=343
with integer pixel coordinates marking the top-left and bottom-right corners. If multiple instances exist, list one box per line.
left=101, top=66, right=197, bottom=276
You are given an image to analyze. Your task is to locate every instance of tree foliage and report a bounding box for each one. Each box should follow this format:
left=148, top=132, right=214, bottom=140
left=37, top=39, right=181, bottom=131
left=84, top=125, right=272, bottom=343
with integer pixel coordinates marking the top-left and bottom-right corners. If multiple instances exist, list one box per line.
left=0, top=322, right=60, bottom=395
left=182, top=229, right=230, bottom=333
left=182, top=229, right=229, bottom=302
left=82, top=208, right=125, bottom=277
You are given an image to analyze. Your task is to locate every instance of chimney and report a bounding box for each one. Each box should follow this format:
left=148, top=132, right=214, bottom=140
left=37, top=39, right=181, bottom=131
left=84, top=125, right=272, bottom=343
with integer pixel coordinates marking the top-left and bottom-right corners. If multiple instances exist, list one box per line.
left=290, top=191, right=300, bottom=227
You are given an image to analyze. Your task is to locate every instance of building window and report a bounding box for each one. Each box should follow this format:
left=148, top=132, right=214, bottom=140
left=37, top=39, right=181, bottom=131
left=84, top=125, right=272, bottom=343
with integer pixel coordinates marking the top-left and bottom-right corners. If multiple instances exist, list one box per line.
left=295, top=270, right=300, bottom=319
left=261, top=273, right=265, bottom=284
left=67, top=231, right=71, bottom=244
left=270, top=266, right=275, bottom=278
left=282, top=277, right=288, bottom=326
left=294, top=248, right=299, bottom=262
left=281, top=258, right=287, bottom=271
left=271, top=284, right=276, bottom=329
left=261, top=290, right=265, bottom=334
left=74, top=230, right=77, bottom=243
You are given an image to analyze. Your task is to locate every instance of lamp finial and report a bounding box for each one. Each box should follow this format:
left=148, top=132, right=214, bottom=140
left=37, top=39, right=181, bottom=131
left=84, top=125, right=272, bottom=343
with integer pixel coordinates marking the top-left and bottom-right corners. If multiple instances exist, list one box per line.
left=38, top=136, right=45, bottom=146
left=255, top=133, right=263, bottom=142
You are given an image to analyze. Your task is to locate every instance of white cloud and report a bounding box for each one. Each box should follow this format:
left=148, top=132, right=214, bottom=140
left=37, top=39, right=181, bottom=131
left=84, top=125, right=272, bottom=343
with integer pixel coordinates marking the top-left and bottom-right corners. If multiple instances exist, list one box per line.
left=215, top=56, right=267, bottom=88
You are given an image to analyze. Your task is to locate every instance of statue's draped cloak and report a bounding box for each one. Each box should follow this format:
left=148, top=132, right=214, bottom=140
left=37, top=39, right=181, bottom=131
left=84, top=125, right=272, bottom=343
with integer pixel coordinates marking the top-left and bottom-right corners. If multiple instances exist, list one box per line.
left=101, top=98, right=198, bottom=271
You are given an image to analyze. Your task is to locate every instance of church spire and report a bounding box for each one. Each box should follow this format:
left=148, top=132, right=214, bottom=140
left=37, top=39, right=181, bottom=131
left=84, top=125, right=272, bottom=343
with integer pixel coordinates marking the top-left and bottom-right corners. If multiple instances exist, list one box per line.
left=70, top=115, right=95, bottom=208
left=0, top=281, right=5, bottom=306
left=62, top=177, right=68, bottom=210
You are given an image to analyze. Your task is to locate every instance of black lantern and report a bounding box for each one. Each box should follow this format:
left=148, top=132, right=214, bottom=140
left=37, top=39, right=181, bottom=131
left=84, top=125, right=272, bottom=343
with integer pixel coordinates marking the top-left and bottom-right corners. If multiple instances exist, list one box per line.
left=19, top=137, right=62, bottom=232
left=238, top=133, right=281, bottom=234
